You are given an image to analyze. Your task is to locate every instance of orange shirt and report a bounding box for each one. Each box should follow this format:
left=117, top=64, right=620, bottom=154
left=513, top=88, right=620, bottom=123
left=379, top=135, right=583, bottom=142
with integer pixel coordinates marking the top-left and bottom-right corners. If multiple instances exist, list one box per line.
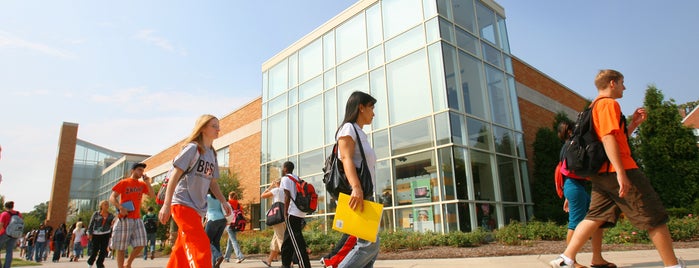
left=112, top=178, right=150, bottom=219
left=228, top=199, right=242, bottom=212
left=592, top=98, right=638, bottom=173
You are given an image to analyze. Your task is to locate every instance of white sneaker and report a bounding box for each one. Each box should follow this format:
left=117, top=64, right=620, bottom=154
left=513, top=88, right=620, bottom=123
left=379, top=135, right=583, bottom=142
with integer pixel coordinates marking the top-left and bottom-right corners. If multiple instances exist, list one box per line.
left=678, top=257, right=686, bottom=268
left=549, top=256, right=573, bottom=268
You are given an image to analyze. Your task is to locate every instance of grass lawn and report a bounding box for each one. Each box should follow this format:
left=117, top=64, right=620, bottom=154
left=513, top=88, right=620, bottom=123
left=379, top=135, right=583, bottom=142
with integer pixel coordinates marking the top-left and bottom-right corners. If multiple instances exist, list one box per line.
left=0, top=258, right=40, bottom=266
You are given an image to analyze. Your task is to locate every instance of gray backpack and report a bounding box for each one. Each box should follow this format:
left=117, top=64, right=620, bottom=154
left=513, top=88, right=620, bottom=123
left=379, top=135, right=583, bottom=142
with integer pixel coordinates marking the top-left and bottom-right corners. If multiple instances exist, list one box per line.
left=5, top=211, right=24, bottom=238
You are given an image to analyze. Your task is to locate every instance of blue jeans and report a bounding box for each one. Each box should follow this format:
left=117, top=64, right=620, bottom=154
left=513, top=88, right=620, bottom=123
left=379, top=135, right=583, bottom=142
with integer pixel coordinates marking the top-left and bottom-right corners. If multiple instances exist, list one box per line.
left=34, top=241, right=46, bottom=262
left=143, top=233, right=156, bottom=259
left=0, top=234, right=18, bottom=268
left=337, top=236, right=380, bottom=268
left=563, top=177, right=590, bottom=230
left=224, top=226, right=243, bottom=261
left=25, top=244, right=33, bottom=260
left=205, top=218, right=227, bottom=265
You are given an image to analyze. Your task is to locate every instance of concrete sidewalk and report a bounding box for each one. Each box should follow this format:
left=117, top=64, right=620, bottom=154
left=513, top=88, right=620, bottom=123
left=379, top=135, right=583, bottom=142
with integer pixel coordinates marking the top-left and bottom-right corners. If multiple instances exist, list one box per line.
left=21, top=247, right=699, bottom=267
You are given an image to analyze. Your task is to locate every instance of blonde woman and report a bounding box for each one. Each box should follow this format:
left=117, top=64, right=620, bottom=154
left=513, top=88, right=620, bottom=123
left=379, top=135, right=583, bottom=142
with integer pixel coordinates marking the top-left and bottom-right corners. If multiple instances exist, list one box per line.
left=86, top=200, right=114, bottom=268
left=260, top=179, right=284, bottom=267
left=158, top=114, right=231, bottom=268
left=70, top=222, right=85, bottom=262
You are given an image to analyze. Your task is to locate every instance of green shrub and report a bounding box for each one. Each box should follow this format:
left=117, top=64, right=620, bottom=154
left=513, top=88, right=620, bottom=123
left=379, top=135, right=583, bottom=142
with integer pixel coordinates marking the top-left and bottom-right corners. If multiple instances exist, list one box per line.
left=602, top=218, right=649, bottom=244
left=524, top=221, right=566, bottom=241
left=667, top=214, right=699, bottom=241
left=446, top=228, right=487, bottom=247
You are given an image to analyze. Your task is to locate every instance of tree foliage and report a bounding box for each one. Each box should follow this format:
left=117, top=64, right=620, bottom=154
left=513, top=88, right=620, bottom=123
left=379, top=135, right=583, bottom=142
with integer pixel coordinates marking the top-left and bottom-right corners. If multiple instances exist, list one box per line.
left=636, top=86, right=699, bottom=208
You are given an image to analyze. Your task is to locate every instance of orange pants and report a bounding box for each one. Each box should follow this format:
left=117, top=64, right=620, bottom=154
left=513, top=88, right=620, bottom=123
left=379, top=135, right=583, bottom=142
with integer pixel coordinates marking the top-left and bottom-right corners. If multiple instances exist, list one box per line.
left=167, top=204, right=212, bottom=268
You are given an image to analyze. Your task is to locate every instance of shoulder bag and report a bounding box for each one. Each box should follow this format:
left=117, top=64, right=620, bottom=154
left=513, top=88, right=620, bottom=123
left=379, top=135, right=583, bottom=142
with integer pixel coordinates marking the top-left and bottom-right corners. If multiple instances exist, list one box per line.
left=323, top=124, right=373, bottom=200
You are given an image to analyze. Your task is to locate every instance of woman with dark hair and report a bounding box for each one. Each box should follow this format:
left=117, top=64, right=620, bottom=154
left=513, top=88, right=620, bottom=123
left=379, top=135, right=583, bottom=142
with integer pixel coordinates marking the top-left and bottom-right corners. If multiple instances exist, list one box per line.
left=326, top=91, right=379, bottom=268
left=51, top=223, right=66, bottom=262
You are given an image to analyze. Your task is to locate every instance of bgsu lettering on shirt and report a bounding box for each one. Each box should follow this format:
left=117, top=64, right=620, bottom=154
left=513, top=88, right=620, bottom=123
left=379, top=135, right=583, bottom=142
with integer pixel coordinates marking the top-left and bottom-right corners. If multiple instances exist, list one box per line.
left=125, top=186, right=145, bottom=194
left=196, top=160, right=215, bottom=176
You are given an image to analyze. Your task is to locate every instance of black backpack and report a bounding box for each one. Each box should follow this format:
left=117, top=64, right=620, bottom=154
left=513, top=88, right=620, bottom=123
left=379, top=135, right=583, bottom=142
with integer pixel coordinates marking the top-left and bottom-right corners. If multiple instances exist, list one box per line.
left=144, top=214, right=158, bottom=233
left=563, top=98, right=624, bottom=177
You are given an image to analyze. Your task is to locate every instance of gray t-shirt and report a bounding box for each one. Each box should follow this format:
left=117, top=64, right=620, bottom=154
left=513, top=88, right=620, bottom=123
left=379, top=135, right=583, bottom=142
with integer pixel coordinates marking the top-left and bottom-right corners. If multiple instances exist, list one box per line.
left=172, top=143, right=219, bottom=217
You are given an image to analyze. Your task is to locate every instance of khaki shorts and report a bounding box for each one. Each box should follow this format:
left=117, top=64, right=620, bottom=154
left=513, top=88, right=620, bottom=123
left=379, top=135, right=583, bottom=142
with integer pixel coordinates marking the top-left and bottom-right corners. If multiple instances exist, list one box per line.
left=586, top=169, right=668, bottom=230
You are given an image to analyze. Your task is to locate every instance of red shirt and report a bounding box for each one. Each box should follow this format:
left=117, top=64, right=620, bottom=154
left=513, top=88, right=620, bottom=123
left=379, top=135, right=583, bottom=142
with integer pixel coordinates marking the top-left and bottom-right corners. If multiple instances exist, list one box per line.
left=228, top=199, right=242, bottom=212
left=0, top=210, right=21, bottom=236
left=112, top=178, right=150, bottom=219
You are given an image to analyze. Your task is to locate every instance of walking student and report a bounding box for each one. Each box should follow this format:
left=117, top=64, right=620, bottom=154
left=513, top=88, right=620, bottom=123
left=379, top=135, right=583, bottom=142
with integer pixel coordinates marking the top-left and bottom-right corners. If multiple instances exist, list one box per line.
left=224, top=191, right=245, bottom=263
left=260, top=178, right=285, bottom=267
left=51, top=223, right=67, bottom=262
left=205, top=191, right=230, bottom=268
left=158, top=114, right=230, bottom=268
left=0, top=201, right=22, bottom=268
left=142, top=206, right=158, bottom=260
left=110, top=162, right=154, bottom=268
left=86, top=200, right=115, bottom=268
left=549, top=69, right=684, bottom=268
left=279, top=161, right=311, bottom=268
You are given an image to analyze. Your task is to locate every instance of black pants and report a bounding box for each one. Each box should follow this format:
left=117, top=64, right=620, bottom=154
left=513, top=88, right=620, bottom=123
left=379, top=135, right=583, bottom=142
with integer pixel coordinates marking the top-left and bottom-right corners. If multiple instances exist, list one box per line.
left=281, top=215, right=310, bottom=268
left=52, top=240, right=63, bottom=261
left=87, top=234, right=110, bottom=268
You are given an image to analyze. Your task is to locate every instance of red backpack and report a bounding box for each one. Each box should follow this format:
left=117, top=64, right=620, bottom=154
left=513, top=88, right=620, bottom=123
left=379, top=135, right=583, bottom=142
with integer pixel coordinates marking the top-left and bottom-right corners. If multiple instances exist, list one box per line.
left=230, top=203, right=246, bottom=231
left=287, top=175, right=318, bottom=213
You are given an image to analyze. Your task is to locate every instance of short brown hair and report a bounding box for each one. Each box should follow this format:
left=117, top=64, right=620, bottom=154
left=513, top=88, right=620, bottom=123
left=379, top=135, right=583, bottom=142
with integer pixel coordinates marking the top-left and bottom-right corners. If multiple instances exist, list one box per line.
left=594, top=69, right=624, bottom=89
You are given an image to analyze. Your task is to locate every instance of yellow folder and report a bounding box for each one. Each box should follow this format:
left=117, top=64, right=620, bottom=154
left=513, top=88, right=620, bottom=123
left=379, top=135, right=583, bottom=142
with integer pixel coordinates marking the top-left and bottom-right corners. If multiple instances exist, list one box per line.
left=332, top=193, right=384, bottom=242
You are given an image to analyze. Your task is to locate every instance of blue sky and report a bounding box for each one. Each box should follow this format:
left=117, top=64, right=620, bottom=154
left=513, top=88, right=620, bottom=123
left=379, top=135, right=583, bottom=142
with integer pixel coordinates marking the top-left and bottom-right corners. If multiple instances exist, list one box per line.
left=1, top=0, right=697, bottom=212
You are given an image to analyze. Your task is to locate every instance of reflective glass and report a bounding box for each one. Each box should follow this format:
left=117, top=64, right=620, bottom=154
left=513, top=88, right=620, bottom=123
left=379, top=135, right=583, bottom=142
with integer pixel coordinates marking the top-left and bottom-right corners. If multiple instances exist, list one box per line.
left=438, top=18, right=455, bottom=44
left=437, top=147, right=455, bottom=200
left=435, top=112, right=450, bottom=145
left=386, top=49, right=431, bottom=124
left=337, top=74, right=369, bottom=121
left=268, top=93, right=287, bottom=115
left=289, top=53, right=298, bottom=88
left=476, top=1, right=498, bottom=46
left=452, top=0, right=476, bottom=34
left=288, top=87, right=297, bottom=106
left=470, top=149, right=495, bottom=204
left=467, top=117, right=492, bottom=151
left=324, top=89, right=338, bottom=144
left=298, top=149, right=323, bottom=177
left=485, top=65, right=512, bottom=127
left=390, top=117, right=433, bottom=155
left=436, top=0, right=453, bottom=20
left=366, top=4, right=383, bottom=48
left=503, top=204, right=522, bottom=224
left=368, top=45, right=384, bottom=70
left=267, top=112, right=287, bottom=161
left=458, top=50, right=487, bottom=119
left=261, top=119, right=268, bottom=162
left=385, top=25, right=425, bottom=62
left=268, top=59, right=288, bottom=99
left=425, top=17, right=440, bottom=43
left=393, top=151, right=436, bottom=206
left=373, top=129, right=390, bottom=160
left=508, top=75, right=522, bottom=131
left=455, top=26, right=479, bottom=57
left=515, top=132, right=525, bottom=158
left=382, top=0, right=423, bottom=40
left=411, top=205, right=442, bottom=232
left=497, top=155, right=519, bottom=202
left=304, top=174, right=326, bottom=214
left=262, top=71, right=268, bottom=101
left=298, top=75, right=322, bottom=102
left=261, top=102, right=267, bottom=118
left=453, top=147, right=468, bottom=199
left=493, top=125, right=513, bottom=155
left=504, top=54, right=513, bottom=74
left=376, top=160, right=392, bottom=205
left=443, top=203, right=458, bottom=232
left=457, top=202, right=473, bottom=231
left=520, top=160, right=532, bottom=203
left=299, top=95, right=323, bottom=152
left=288, top=106, right=298, bottom=155
left=442, top=43, right=460, bottom=111
left=427, top=43, right=446, bottom=112
left=299, top=38, right=322, bottom=83
left=336, top=53, right=367, bottom=84
left=336, top=13, right=366, bottom=64
left=265, top=161, right=283, bottom=186
left=482, top=42, right=502, bottom=68
left=369, top=68, right=388, bottom=129
left=476, top=201, right=497, bottom=231
left=323, top=32, right=335, bottom=71
left=423, top=0, right=437, bottom=18
left=324, top=69, right=336, bottom=90
left=381, top=208, right=394, bottom=231
left=450, top=112, right=465, bottom=146
left=497, top=15, right=510, bottom=53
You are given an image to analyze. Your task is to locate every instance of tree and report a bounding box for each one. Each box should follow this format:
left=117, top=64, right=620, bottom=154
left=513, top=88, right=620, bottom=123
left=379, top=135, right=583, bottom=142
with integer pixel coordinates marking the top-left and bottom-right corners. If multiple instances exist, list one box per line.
left=636, top=86, right=699, bottom=208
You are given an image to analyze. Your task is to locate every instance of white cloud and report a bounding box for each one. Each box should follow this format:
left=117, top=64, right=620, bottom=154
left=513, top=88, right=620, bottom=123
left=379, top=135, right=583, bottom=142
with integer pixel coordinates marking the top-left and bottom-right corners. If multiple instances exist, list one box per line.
left=134, top=29, right=186, bottom=56
left=0, top=30, right=74, bottom=59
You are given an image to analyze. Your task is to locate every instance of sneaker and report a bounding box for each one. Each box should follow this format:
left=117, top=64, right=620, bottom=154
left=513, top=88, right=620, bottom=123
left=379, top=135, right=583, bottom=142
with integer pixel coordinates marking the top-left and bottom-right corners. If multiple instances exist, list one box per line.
left=236, top=257, right=245, bottom=263
left=678, top=257, right=686, bottom=268
left=549, top=256, right=573, bottom=268
left=214, top=256, right=224, bottom=268
left=261, top=260, right=272, bottom=267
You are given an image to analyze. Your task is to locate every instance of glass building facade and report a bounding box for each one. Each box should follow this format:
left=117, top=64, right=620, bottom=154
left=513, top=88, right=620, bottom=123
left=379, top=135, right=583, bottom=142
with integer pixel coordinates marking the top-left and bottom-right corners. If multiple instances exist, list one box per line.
left=71, top=140, right=122, bottom=211
left=260, top=0, right=530, bottom=233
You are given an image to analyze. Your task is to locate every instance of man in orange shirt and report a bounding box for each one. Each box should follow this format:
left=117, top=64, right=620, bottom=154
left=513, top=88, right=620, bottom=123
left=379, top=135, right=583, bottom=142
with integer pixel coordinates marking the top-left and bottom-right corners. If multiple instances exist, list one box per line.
left=550, top=70, right=684, bottom=268
left=110, top=162, right=155, bottom=268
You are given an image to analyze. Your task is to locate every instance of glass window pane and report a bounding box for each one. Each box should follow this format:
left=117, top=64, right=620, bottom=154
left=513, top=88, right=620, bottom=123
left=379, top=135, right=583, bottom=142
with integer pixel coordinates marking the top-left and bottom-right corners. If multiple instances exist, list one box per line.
left=289, top=53, right=298, bottom=88
left=268, top=93, right=287, bottom=115
left=497, top=155, right=519, bottom=202
left=323, top=32, right=335, bottom=70
left=436, top=0, right=452, bottom=20
left=508, top=75, right=522, bottom=131
left=504, top=204, right=522, bottom=224
left=324, top=89, right=338, bottom=145
left=425, top=17, right=439, bottom=44
left=471, top=149, right=495, bottom=202
left=299, top=38, right=322, bottom=83
left=261, top=119, right=268, bottom=162
left=423, top=0, right=437, bottom=18
left=476, top=201, right=497, bottom=231
left=268, top=112, right=287, bottom=161
left=393, top=151, right=436, bottom=206
left=385, top=25, right=425, bottom=62
left=390, top=117, right=433, bottom=155
left=368, top=45, right=384, bottom=70
left=476, top=1, right=498, bottom=45
left=376, top=160, right=392, bottom=206
left=435, top=112, right=450, bottom=145
left=369, top=68, right=388, bottom=129
left=456, top=26, right=480, bottom=57
left=337, top=74, right=369, bottom=121
left=449, top=112, right=464, bottom=146
left=452, top=203, right=471, bottom=232
left=458, top=50, right=487, bottom=119
left=298, top=149, right=323, bottom=177
left=366, top=4, right=383, bottom=48
left=438, top=147, right=455, bottom=201
left=288, top=87, right=297, bottom=106
left=520, top=160, right=532, bottom=203
left=304, top=174, right=326, bottom=214
left=269, top=59, right=288, bottom=98
left=299, top=95, right=323, bottom=151
left=467, top=117, right=492, bottom=151
left=324, top=69, right=336, bottom=90
left=428, top=43, right=446, bottom=112
left=497, top=15, right=510, bottom=53
left=482, top=42, right=502, bottom=68
left=265, top=161, right=283, bottom=186
left=262, top=71, right=269, bottom=101
left=386, top=50, right=431, bottom=124
left=442, top=43, right=460, bottom=111
left=453, top=147, right=469, bottom=200
left=373, top=129, right=390, bottom=160
left=336, top=53, right=367, bottom=85
left=438, top=18, right=455, bottom=44
left=486, top=65, right=512, bottom=127
left=298, top=75, right=322, bottom=102
left=493, top=125, right=514, bottom=155
left=288, top=106, right=297, bottom=155
left=452, top=0, right=476, bottom=33
left=413, top=205, right=441, bottom=233
left=382, top=0, right=423, bottom=40
left=336, top=13, right=366, bottom=64
left=515, top=132, right=525, bottom=158
left=504, top=54, right=513, bottom=74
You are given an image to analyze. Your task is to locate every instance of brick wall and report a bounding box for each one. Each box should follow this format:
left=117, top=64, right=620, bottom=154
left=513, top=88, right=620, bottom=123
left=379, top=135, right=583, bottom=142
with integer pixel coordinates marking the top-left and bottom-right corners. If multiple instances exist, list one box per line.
left=47, top=122, right=78, bottom=229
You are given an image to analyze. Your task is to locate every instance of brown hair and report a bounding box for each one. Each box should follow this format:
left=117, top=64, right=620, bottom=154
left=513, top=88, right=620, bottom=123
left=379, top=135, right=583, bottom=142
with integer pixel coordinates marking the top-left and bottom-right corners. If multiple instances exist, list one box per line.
left=184, top=114, right=218, bottom=156
left=594, top=69, right=624, bottom=90
left=557, top=121, right=574, bottom=141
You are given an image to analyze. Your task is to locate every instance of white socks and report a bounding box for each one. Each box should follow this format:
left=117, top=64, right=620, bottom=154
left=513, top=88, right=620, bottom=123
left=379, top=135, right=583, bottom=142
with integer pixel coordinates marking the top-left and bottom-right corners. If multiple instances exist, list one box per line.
left=560, top=254, right=574, bottom=266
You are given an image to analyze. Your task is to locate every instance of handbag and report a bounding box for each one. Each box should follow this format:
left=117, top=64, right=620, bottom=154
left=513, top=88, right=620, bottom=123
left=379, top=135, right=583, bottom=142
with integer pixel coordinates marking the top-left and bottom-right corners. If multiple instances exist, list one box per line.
left=323, top=124, right=373, bottom=200
left=80, top=234, right=88, bottom=247
left=265, top=201, right=285, bottom=226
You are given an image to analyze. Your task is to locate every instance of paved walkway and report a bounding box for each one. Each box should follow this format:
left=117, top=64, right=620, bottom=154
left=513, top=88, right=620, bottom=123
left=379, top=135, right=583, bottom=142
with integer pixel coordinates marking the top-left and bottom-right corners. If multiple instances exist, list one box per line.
left=17, top=248, right=699, bottom=267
